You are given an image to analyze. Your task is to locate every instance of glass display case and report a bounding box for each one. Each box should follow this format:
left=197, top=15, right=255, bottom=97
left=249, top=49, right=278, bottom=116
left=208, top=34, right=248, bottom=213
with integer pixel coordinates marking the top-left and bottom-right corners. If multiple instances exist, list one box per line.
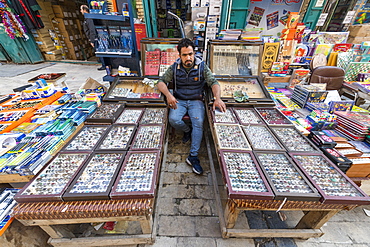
left=62, top=125, right=109, bottom=152
left=95, top=124, right=136, bottom=151
left=140, top=38, right=180, bottom=76
left=233, top=108, right=264, bottom=125
left=115, top=107, right=144, bottom=124
left=110, top=150, right=161, bottom=199
left=15, top=152, right=90, bottom=202
left=139, top=107, right=167, bottom=125
left=85, top=103, right=125, bottom=124
left=255, top=107, right=293, bottom=125
left=131, top=124, right=165, bottom=150
left=254, top=152, right=320, bottom=201
left=219, top=150, right=274, bottom=200
left=207, top=40, right=263, bottom=76
left=103, top=77, right=165, bottom=104
left=214, top=124, right=251, bottom=150
left=291, top=153, right=370, bottom=204
left=270, top=126, right=321, bottom=153
left=63, top=152, right=126, bottom=201
left=242, top=125, right=285, bottom=151
left=209, top=107, right=238, bottom=124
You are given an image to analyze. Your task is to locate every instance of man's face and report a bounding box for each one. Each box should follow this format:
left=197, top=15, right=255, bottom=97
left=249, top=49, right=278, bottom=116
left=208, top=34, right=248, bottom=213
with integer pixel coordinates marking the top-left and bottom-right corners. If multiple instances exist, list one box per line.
left=80, top=7, right=85, bottom=14
left=180, top=46, right=194, bottom=68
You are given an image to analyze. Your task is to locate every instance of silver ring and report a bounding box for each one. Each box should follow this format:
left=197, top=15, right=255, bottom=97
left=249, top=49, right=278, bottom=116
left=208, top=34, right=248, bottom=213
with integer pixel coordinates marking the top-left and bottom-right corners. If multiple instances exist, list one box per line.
left=169, top=104, right=172, bottom=106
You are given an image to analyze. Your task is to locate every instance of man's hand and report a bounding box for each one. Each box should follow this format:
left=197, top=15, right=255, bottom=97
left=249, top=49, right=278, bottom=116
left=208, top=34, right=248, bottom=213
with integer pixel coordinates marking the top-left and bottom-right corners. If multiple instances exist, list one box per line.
left=213, top=98, right=226, bottom=112
left=167, top=95, right=179, bottom=109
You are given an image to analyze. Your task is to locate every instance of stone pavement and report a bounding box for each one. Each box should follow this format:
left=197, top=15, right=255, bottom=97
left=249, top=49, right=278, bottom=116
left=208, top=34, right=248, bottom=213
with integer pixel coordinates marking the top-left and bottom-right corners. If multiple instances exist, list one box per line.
left=0, top=62, right=369, bottom=247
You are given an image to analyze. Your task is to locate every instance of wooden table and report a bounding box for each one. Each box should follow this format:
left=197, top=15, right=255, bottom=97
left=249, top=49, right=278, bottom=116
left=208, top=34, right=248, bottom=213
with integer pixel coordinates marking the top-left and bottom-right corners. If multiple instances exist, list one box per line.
left=12, top=199, right=155, bottom=247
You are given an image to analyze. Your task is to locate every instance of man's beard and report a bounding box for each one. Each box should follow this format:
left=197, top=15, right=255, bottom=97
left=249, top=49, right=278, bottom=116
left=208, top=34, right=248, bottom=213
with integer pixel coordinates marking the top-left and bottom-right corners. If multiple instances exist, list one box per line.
left=184, top=60, right=193, bottom=67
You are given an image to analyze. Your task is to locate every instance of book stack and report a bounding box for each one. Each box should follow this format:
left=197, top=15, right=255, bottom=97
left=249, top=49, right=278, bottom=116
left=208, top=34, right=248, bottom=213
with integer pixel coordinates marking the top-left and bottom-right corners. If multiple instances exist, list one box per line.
left=334, top=111, right=370, bottom=141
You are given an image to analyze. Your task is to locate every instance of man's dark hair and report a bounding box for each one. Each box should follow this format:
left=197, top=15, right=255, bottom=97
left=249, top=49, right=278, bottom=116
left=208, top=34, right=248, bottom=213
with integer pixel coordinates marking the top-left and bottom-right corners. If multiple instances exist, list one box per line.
left=81, top=5, right=90, bottom=13
left=177, top=38, right=195, bottom=54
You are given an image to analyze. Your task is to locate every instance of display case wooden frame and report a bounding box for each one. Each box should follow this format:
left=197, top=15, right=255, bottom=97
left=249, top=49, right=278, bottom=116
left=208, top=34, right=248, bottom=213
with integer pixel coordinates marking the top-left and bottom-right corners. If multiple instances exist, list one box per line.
left=115, top=107, right=145, bottom=124
left=290, top=153, right=370, bottom=204
left=110, top=150, right=161, bottom=199
left=61, top=125, right=110, bottom=152
left=103, top=77, right=165, bottom=104
left=207, top=40, right=263, bottom=77
left=270, top=126, right=321, bottom=153
left=254, top=151, right=321, bottom=201
left=218, top=150, right=274, bottom=200
left=214, top=123, right=251, bottom=150
left=140, top=38, right=180, bottom=77
left=14, top=152, right=90, bottom=203
left=130, top=124, right=165, bottom=150
left=233, top=107, right=264, bottom=125
left=242, top=125, right=285, bottom=151
left=255, top=107, right=293, bottom=126
left=85, top=102, right=125, bottom=124
left=95, top=124, right=137, bottom=151
left=63, top=151, right=126, bottom=201
left=207, top=76, right=274, bottom=106
left=209, top=107, right=238, bottom=124
left=139, top=107, right=168, bottom=125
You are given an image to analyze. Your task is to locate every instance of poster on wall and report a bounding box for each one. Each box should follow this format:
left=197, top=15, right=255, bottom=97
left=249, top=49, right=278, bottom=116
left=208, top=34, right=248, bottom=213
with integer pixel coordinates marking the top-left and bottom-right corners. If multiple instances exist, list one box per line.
left=248, top=7, right=265, bottom=26
left=267, top=11, right=279, bottom=30
left=246, top=0, right=303, bottom=37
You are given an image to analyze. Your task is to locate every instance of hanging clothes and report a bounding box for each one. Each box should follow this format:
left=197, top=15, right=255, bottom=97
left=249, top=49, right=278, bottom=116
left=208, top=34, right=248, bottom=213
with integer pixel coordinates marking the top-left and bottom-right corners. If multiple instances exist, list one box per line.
left=11, top=0, right=44, bottom=29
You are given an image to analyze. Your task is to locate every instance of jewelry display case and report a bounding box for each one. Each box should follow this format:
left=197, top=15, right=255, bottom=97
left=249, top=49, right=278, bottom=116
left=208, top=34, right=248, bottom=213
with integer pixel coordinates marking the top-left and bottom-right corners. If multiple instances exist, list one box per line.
left=207, top=40, right=263, bottom=76
left=209, top=107, right=238, bottom=124
left=110, top=150, right=161, bottom=199
left=15, top=152, right=90, bottom=202
left=233, top=108, right=264, bottom=125
left=131, top=124, right=165, bottom=150
left=63, top=152, right=126, bottom=201
left=214, top=124, right=251, bottom=150
left=290, top=153, right=370, bottom=204
left=103, top=77, right=165, bottom=104
left=140, top=38, right=180, bottom=76
left=139, top=107, right=167, bottom=125
left=95, top=124, right=136, bottom=151
left=254, top=152, right=320, bottom=201
left=255, top=107, right=293, bottom=125
left=219, top=150, right=274, bottom=200
left=62, top=125, right=109, bottom=152
left=85, top=103, right=125, bottom=124
left=242, top=125, right=285, bottom=151
left=270, top=126, right=321, bottom=153
left=115, top=107, right=145, bottom=124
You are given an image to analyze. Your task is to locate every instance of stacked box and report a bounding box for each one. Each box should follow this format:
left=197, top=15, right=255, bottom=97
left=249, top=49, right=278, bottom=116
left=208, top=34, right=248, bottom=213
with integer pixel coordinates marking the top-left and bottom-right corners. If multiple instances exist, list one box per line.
left=347, top=24, right=370, bottom=43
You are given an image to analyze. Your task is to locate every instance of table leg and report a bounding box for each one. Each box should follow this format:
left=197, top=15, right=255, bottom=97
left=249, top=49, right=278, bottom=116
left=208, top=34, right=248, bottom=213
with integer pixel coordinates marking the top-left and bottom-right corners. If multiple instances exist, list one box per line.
left=40, top=225, right=75, bottom=239
left=224, top=200, right=240, bottom=229
left=140, top=214, right=152, bottom=234
left=295, top=210, right=340, bottom=229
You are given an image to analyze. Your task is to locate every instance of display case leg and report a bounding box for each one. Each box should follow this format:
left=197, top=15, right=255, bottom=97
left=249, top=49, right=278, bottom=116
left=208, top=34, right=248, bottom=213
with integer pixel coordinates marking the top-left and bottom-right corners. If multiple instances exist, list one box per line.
left=140, top=214, right=153, bottom=234
left=40, top=225, right=75, bottom=239
left=224, top=200, right=239, bottom=229
left=295, top=210, right=340, bottom=229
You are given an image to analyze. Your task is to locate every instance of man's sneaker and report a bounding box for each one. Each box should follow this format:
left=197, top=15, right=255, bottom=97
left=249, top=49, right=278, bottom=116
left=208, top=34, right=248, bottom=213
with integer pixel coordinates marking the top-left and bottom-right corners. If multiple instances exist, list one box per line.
left=97, top=66, right=105, bottom=70
left=186, top=155, right=203, bottom=175
left=182, top=126, right=192, bottom=143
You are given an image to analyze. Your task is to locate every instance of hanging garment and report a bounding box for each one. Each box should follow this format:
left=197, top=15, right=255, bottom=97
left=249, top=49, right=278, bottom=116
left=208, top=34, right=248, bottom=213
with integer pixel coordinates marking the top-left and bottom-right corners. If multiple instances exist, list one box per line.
left=11, top=0, right=44, bottom=29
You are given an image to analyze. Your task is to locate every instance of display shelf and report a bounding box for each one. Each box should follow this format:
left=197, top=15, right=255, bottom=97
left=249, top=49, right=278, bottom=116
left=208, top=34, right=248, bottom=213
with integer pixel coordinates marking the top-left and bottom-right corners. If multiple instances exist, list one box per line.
left=214, top=124, right=251, bottom=150
left=61, top=125, right=109, bottom=152
left=139, top=107, right=167, bottom=125
left=233, top=108, right=264, bottom=125
left=63, top=152, right=126, bottom=201
left=255, top=107, right=293, bottom=125
left=115, top=107, right=144, bottom=124
left=290, top=153, right=370, bottom=204
left=95, top=124, right=136, bottom=151
left=254, top=152, right=321, bottom=201
left=103, top=77, right=165, bottom=104
left=242, top=125, right=285, bottom=151
left=207, top=40, right=263, bottom=76
left=270, top=126, right=321, bottom=153
left=110, top=150, right=161, bottom=199
left=15, top=152, right=90, bottom=203
left=130, top=124, right=165, bottom=150
left=85, top=103, right=125, bottom=124
left=219, top=150, right=274, bottom=200
left=209, top=107, right=238, bottom=124
left=84, top=14, right=127, bottom=21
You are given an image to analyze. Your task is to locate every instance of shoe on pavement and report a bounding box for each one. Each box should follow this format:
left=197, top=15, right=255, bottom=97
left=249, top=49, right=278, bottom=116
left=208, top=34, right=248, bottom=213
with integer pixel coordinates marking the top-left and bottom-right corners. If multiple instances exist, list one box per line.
left=186, top=155, right=203, bottom=175
left=182, top=126, right=192, bottom=143
left=97, top=66, right=105, bottom=70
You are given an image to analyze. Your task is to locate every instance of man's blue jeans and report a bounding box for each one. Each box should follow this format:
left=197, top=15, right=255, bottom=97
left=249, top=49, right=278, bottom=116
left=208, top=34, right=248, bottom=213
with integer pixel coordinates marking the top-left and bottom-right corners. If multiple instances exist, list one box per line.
left=169, top=99, right=205, bottom=157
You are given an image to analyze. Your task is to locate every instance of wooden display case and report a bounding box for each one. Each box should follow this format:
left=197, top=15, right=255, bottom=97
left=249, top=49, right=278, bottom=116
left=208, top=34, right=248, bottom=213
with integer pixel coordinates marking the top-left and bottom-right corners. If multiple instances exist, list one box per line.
left=95, top=124, right=136, bottom=151
left=255, top=107, right=293, bottom=126
left=110, top=150, right=161, bottom=199
left=85, top=102, right=125, bottom=124
left=214, top=123, right=251, bottom=151
left=242, top=125, right=285, bottom=151
left=209, top=107, right=238, bottom=124
left=63, top=152, right=126, bottom=201
left=115, top=107, right=145, bottom=124
left=290, top=153, right=370, bottom=204
left=130, top=124, right=165, bottom=151
left=14, top=152, right=90, bottom=203
left=233, top=107, right=264, bottom=125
